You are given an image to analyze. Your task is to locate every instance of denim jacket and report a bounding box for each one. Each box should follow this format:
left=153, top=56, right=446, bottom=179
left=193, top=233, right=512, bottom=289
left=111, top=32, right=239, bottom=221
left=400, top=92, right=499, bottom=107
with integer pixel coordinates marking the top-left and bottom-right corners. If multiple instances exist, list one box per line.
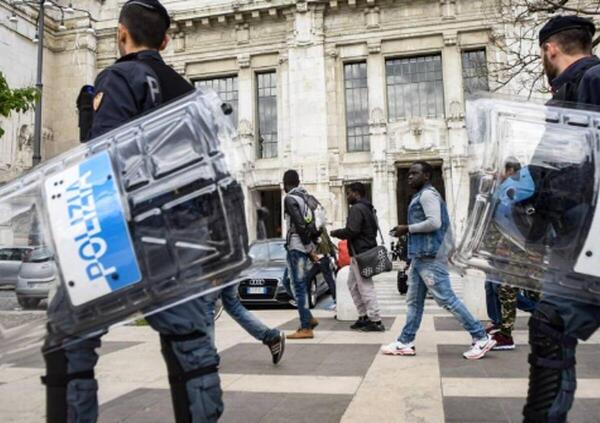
left=407, top=185, right=451, bottom=259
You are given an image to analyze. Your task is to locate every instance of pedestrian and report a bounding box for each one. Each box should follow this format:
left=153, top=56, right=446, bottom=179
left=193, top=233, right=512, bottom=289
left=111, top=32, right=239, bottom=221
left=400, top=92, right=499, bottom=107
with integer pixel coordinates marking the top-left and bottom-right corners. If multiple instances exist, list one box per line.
left=305, top=227, right=338, bottom=309
left=331, top=182, right=385, bottom=332
left=41, top=2, right=224, bottom=422
left=220, top=283, right=286, bottom=364
left=382, top=161, right=495, bottom=359
left=521, top=15, right=600, bottom=422
left=483, top=158, right=542, bottom=351
left=282, top=170, right=319, bottom=339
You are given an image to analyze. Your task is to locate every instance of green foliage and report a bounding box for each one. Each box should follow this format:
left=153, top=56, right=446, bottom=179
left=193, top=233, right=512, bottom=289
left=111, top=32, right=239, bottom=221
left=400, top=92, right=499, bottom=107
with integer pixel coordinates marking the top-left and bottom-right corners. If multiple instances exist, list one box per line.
left=0, top=72, right=39, bottom=139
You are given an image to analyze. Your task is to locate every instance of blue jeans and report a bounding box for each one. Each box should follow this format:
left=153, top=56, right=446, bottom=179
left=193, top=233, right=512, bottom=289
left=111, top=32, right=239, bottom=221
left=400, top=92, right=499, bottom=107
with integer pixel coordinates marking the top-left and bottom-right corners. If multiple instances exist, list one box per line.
left=485, top=279, right=502, bottom=325
left=221, top=283, right=279, bottom=342
left=287, top=249, right=314, bottom=329
left=306, top=256, right=336, bottom=301
left=399, top=258, right=486, bottom=344
left=281, top=267, right=294, bottom=300
left=517, top=291, right=538, bottom=313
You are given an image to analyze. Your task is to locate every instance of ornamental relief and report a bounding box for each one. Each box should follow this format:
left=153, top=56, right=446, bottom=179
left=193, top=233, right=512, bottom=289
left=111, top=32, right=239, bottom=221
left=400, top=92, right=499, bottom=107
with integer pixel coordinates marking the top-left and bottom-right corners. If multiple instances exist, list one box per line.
left=388, top=119, right=448, bottom=153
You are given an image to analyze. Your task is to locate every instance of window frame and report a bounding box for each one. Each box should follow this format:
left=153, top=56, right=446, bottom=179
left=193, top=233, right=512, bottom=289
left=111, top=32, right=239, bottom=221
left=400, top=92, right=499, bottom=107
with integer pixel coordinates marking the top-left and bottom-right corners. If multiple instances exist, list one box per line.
left=385, top=53, right=446, bottom=121
left=343, top=60, right=371, bottom=153
left=461, top=48, right=490, bottom=96
left=255, top=70, right=278, bottom=160
left=194, top=74, right=240, bottom=125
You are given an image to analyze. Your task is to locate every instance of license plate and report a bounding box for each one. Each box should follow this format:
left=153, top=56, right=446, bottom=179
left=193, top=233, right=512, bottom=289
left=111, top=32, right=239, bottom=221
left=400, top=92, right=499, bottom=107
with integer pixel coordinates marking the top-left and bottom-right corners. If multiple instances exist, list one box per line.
left=247, top=287, right=267, bottom=295
left=44, top=151, right=141, bottom=306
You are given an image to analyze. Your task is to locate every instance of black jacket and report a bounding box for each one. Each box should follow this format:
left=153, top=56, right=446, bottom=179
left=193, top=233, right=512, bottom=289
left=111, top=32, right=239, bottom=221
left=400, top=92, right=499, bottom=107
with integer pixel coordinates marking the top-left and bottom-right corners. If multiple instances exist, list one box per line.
left=89, top=50, right=193, bottom=140
left=331, top=199, right=378, bottom=256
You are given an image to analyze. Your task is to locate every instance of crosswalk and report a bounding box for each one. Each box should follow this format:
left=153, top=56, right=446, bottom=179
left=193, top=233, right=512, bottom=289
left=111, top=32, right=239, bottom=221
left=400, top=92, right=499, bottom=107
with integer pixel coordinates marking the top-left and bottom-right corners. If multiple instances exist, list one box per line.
left=373, top=268, right=464, bottom=317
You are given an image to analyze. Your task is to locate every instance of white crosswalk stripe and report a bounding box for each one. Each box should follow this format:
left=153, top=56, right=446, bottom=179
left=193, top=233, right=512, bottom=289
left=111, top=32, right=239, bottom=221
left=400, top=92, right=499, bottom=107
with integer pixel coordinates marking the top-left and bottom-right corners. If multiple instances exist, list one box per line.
left=373, top=270, right=465, bottom=317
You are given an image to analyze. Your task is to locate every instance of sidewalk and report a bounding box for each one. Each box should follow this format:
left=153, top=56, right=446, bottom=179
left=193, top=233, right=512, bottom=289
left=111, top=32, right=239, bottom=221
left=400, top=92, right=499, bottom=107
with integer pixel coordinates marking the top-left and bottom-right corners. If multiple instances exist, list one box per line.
left=1, top=273, right=599, bottom=422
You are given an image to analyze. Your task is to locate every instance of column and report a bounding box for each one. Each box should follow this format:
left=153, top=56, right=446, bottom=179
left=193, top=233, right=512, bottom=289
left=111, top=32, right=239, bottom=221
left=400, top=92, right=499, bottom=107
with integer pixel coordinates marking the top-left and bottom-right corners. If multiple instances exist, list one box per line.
left=367, top=40, right=392, bottom=241
left=237, top=53, right=257, bottom=241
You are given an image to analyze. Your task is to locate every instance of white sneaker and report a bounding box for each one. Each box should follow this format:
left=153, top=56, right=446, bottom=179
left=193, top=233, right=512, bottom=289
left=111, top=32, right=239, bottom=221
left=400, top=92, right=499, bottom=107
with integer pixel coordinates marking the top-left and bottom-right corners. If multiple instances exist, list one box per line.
left=462, top=335, right=496, bottom=360
left=381, top=341, right=416, bottom=356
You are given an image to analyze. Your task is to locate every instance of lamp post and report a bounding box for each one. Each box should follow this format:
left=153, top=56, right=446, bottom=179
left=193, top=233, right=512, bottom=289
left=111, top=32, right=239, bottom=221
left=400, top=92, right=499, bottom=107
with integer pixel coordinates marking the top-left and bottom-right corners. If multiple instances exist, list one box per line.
left=8, top=1, right=94, bottom=167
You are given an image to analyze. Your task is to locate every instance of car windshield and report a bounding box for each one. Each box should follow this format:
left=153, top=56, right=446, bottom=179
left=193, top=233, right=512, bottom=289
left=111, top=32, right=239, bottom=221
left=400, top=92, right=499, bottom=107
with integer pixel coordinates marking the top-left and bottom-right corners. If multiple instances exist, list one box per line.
left=249, top=242, right=286, bottom=262
left=28, top=247, right=52, bottom=263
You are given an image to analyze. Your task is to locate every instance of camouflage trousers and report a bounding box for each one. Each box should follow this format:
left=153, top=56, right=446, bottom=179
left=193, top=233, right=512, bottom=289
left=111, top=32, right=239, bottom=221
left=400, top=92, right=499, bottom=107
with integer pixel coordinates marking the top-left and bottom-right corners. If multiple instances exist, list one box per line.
left=498, top=285, right=541, bottom=336
left=498, top=285, right=518, bottom=336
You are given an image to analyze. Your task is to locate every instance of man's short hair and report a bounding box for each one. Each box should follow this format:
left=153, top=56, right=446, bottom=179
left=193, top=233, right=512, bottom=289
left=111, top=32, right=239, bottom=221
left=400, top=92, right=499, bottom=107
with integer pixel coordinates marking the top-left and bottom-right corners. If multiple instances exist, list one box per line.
left=119, top=4, right=169, bottom=49
left=412, top=160, right=434, bottom=179
left=283, top=169, right=300, bottom=188
left=548, top=28, right=593, bottom=55
left=347, top=182, right=366, bottom=198
left=504, top=156, right=522, bottom=173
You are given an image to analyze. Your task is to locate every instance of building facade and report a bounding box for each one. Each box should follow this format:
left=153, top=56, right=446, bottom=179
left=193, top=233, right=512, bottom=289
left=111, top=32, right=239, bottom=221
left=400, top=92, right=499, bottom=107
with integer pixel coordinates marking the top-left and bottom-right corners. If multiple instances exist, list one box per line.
left=0, top=0, right=100, bottom=182
left=2, top=0, right=500, bottom=245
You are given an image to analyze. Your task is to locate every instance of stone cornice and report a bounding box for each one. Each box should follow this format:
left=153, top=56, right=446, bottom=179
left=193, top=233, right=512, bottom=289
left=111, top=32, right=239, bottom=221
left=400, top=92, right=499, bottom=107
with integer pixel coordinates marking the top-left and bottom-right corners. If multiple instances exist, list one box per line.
left=167, top=0, right=410, bottom=28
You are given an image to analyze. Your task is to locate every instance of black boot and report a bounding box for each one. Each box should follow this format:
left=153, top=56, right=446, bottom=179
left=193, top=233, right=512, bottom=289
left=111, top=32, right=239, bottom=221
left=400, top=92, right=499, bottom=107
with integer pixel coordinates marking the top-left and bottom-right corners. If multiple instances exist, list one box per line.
left=360, top=320, right=386, bottom=332
left=350, top=315, right=368, bottom=330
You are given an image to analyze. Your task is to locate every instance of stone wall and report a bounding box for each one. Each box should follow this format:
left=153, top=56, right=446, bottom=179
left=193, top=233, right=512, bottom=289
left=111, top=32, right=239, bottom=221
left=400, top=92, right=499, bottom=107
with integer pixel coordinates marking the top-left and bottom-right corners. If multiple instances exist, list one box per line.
left=92, top=0, right=495, bottom=242
left=0, top=0, right=101, bottom=183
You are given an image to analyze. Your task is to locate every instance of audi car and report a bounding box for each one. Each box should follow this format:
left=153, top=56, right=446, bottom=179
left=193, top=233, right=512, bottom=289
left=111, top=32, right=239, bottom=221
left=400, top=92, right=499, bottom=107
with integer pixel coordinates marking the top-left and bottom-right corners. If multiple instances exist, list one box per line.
left=237, top=239, right=331, bottom=308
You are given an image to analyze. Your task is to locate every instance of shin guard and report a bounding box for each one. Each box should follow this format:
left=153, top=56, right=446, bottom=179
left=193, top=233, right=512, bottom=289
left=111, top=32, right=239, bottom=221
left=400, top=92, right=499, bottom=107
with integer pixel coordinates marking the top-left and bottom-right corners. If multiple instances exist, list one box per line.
left=42, top=347, right=95, bottom=423
left=160, top=332, right=220, bottom=423
left=523, top=304, right=577, bottom=423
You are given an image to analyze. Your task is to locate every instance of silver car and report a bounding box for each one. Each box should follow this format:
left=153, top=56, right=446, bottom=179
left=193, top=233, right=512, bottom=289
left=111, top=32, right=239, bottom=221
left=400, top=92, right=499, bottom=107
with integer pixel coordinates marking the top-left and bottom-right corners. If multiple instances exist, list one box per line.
left=0, top=247, right=32, bottom=288
left=15, top=247, right=56, bottom=309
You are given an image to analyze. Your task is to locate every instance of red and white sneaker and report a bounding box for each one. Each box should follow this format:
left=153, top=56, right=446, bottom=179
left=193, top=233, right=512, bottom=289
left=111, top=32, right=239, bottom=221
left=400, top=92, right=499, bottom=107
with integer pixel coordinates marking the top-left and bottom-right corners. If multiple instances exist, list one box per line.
left=485, top=322, right=500, bottom=334
left=381, top=341, right=416, bottom=356
left=492, top=332, right=515, bottom=351
left=463, top=335, right=496, bottom=360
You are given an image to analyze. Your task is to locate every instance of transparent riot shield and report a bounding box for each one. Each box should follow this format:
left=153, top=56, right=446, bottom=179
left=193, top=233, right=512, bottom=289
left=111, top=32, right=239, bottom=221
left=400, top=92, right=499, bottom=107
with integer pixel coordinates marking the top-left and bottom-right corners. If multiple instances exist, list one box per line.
left=454, top=94, right=600, bottom=305
left=0, top=89, right=251, bottom=359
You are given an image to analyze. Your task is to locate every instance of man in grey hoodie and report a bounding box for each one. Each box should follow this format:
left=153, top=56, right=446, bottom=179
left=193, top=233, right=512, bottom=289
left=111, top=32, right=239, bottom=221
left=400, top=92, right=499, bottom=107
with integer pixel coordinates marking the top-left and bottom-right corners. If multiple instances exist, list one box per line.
left=283, top=170, right=320, bottom=339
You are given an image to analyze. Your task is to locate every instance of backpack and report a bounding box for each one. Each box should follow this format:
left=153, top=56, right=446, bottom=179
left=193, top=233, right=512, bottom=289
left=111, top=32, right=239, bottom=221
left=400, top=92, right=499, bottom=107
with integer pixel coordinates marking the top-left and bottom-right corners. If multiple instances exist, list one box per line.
left=289, top=192, right=328, bottom=240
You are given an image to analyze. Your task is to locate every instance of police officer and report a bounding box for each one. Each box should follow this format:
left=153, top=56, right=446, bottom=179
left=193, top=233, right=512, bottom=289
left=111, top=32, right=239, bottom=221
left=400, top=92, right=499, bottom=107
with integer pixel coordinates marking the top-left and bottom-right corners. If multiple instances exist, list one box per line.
left=42, top=1, right=224, bottom=422
left=523, top=15, right=600, bottom=423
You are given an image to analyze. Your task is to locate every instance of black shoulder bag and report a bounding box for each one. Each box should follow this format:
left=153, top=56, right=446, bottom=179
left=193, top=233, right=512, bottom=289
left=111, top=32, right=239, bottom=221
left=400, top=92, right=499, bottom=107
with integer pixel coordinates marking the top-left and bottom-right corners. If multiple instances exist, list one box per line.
left=351, top=210, right=393, bottom=279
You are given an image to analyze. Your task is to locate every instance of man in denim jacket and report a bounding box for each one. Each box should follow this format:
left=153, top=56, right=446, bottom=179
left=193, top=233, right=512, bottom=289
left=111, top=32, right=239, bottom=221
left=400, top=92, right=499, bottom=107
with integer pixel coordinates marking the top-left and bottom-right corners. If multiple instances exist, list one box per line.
left=382, top=161, right=496, bottom=359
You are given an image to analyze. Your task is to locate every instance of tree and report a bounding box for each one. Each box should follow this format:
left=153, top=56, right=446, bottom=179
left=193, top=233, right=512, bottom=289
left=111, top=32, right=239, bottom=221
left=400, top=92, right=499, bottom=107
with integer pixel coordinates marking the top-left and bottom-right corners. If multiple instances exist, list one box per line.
left=0, top=72, right=39, bottom=139
left=486, top=0, right=600, bottom=97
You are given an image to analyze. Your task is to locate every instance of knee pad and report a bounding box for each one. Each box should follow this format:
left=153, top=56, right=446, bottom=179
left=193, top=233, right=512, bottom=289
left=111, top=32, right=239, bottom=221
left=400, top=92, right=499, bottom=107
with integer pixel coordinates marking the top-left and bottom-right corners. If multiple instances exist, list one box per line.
left=160, top=332, right=221, bottom=423
left=523, top=304, right=577, bottom=423
left=42, top=347, right=95, bottom=423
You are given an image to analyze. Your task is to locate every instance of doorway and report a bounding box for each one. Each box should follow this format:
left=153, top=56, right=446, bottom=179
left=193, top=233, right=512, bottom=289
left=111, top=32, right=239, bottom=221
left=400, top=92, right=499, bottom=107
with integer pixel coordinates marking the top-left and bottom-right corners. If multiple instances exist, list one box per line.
left=257, top=189, right=282, bottom=239
left=396, top=163, right=446, bottom=225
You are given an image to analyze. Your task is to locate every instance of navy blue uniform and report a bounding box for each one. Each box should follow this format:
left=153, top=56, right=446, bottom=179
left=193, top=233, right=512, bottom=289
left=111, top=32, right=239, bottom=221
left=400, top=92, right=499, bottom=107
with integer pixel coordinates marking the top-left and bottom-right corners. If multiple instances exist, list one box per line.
left=89, top=51, right=163, bottom=139
left=45, top=50, right=223, bottom=423
left=524, top=56, right=600, bottom=423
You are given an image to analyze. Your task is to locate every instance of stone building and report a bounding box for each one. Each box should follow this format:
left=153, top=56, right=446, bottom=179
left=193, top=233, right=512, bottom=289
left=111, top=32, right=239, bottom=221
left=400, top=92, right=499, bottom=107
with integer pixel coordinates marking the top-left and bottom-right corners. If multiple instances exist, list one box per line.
left=0, top=0, right=100, bottom=182
left=2, top=0, right=499, bottom=244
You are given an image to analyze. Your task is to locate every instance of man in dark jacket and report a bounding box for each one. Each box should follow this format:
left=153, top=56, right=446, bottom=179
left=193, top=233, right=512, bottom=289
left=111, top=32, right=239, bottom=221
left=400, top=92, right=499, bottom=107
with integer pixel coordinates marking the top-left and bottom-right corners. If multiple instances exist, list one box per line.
left=41, top=2, right=223, bottom=422
left=331, top=182, right=384, bottom=332
left=283, top=170, right=319, bottom=339
left=521, top=16, right=600, bottom=423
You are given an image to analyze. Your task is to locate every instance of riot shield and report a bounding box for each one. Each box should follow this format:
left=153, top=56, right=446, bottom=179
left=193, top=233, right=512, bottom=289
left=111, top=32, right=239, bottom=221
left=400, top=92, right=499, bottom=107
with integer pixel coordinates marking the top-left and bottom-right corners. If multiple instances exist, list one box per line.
left=455, top=94, right=600, bottom=305
left=0, top=88, right=250, bottom=358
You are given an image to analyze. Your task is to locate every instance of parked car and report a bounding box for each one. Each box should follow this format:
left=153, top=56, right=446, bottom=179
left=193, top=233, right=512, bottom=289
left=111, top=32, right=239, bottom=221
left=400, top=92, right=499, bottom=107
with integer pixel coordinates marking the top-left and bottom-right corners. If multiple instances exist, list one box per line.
left=237, top=239, right=330, bottom=308
left=15, top=246, right=56, bottom=309
left=0, top=247, right=33, bottom=288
